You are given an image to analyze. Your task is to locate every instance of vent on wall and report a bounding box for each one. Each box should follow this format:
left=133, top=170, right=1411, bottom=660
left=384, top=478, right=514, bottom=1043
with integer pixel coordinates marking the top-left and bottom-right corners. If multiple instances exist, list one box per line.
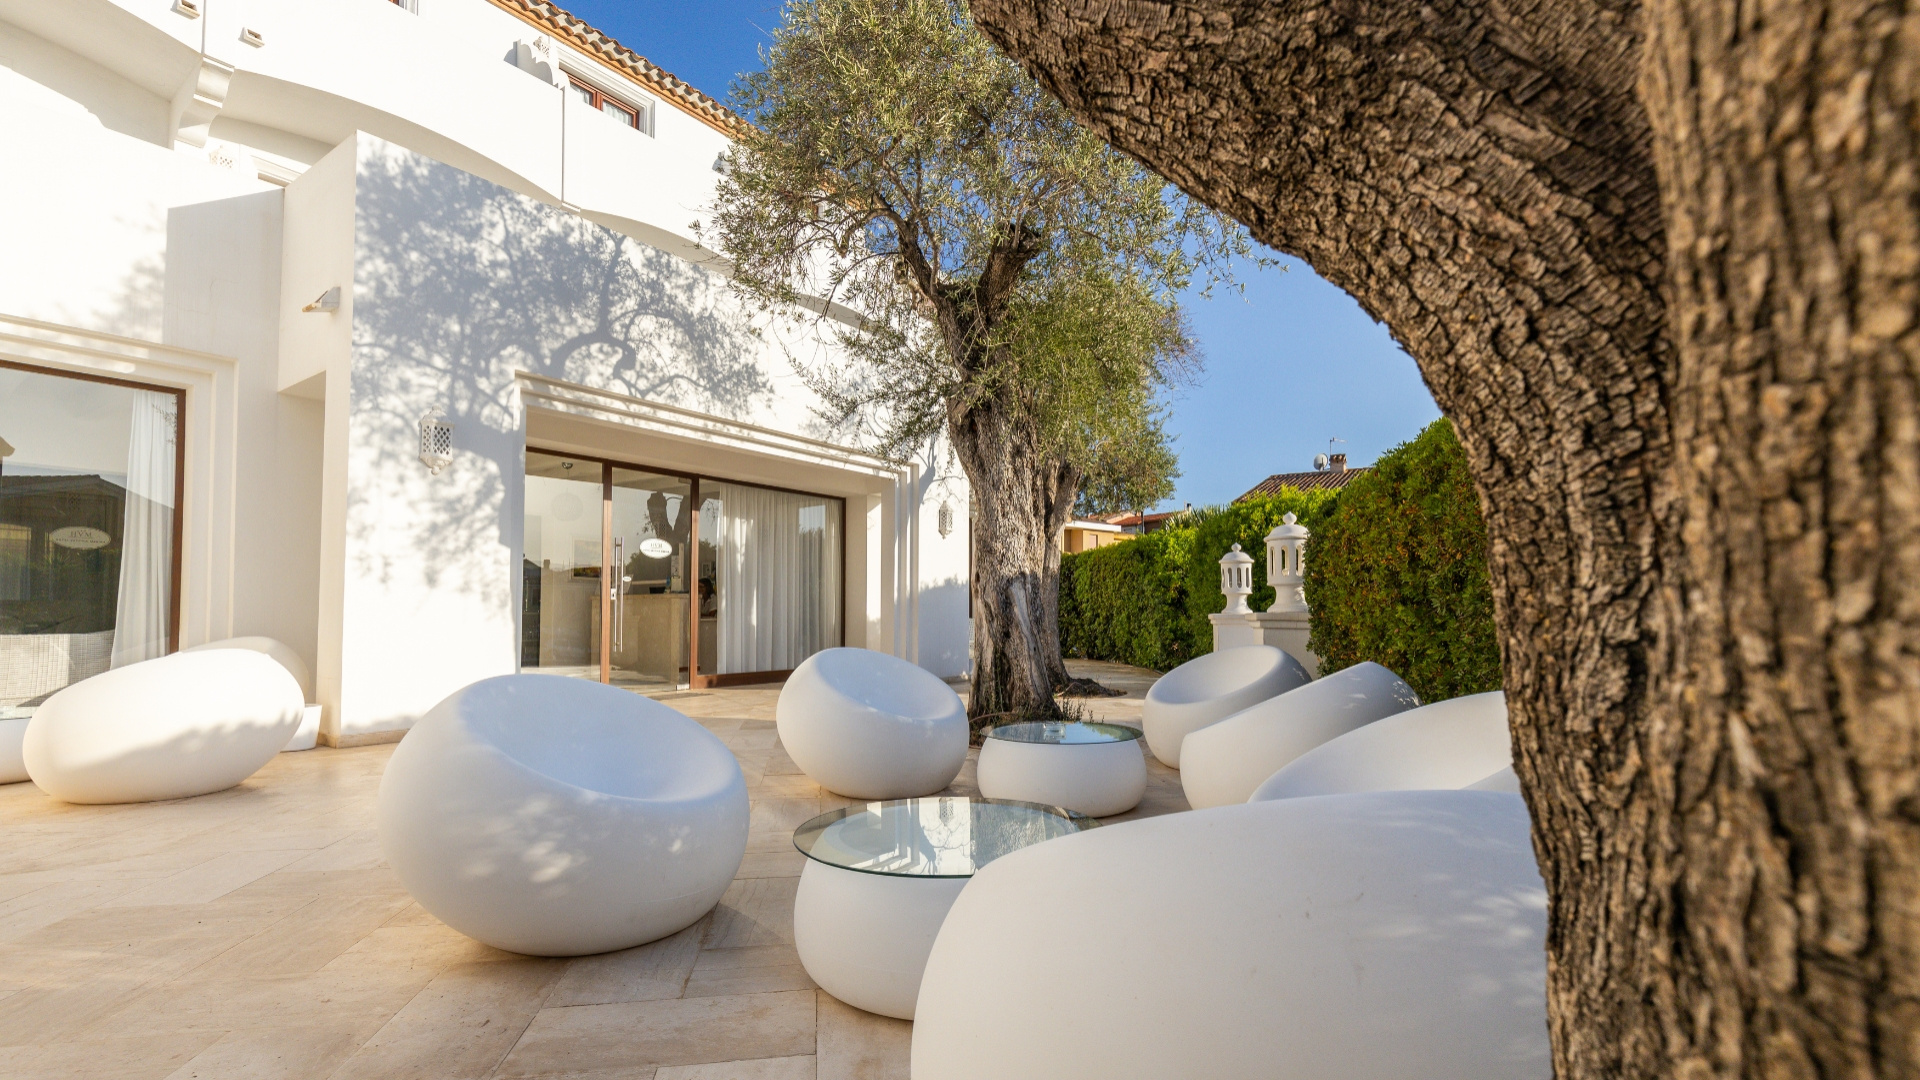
left=419, top=413, right=454, bottom=475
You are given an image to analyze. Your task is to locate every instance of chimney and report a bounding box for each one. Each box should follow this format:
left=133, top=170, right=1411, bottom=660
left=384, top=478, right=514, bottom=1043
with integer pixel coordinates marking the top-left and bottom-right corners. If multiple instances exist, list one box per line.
left=1329, top=453, right=1348, bottom=472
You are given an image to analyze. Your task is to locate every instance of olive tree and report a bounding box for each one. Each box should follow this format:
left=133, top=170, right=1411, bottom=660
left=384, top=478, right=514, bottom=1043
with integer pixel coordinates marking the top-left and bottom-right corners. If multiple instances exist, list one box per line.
left=966, top=0, right=1920, bottom=1075
left=708, top=0, right=1246, bottom=717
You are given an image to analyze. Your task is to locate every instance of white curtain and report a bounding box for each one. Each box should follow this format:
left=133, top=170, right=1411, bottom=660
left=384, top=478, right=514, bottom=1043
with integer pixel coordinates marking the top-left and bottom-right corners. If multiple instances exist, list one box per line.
left=110, top=391, right=176, bottom=668
left=713, top=483, right=841, bottom=674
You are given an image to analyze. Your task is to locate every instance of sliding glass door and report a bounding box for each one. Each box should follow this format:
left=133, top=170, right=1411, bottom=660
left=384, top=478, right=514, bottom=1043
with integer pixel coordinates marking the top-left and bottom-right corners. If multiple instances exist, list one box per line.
left=521, top=452, right=604, bottom=679
left=523, top=448, right=843, bottom=691
left=608, top=469, right=690, bottom=690
left=698, top=482, right=842, bottom=682
left=0, top=363, right=182, bottom=717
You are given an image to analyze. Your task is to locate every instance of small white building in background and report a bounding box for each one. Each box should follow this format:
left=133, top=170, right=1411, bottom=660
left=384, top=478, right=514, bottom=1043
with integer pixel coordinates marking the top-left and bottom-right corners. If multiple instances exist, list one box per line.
left=0, top=0, right=972, bottom=745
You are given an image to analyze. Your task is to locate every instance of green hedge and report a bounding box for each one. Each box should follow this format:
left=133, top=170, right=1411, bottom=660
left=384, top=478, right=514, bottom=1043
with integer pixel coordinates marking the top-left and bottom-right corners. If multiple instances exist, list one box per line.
left=1059, top=417, right=1502, bottom=703
left=1303, top=418, right=1501, bottom=702
left=1057, top=489, right=1335, bottom=673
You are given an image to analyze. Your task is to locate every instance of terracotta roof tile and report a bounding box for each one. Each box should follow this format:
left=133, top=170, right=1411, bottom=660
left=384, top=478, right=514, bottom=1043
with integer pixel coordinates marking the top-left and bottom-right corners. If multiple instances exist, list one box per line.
left=483, top=0, right=750, bottom=137
left=1235, top=468, right=1370, bottom=501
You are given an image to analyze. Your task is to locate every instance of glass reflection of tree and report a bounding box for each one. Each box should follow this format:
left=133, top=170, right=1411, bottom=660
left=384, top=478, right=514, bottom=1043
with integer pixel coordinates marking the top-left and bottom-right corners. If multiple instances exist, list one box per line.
left=970, top=801, right=1082, bottom=870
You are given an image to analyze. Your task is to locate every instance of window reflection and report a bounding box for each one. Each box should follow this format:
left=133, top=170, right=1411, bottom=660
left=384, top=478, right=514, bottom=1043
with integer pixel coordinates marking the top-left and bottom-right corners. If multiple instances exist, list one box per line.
left=0, top=365, right=179, bottom=717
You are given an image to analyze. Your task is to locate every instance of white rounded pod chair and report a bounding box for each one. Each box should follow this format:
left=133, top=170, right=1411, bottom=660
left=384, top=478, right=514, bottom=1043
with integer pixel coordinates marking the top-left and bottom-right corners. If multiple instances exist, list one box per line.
left=911, top=790, right=1547, bottom=1080
left=0, top=716, right=28, bottom=784
left=1250, top=689, right=1510, bottom=801
left=183, top=636, right=321, bottom=751
left=1141, top=645, right=1308, bottom=768
left=182, top=636, right=313, bottom=700
left=776, top=647, right=968, bottom=799
left=23, top=650, right=304, bottom=804
left=1178, top=661, right=1419, bottom=809
left=377, top=675, right=748, bottom=957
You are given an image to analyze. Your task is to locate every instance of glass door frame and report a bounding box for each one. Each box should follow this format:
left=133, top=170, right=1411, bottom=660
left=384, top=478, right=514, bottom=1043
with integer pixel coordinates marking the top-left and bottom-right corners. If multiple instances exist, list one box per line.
left=0, top=359, right=187, bottom=656
left=526, top=444, right=848, bottom=689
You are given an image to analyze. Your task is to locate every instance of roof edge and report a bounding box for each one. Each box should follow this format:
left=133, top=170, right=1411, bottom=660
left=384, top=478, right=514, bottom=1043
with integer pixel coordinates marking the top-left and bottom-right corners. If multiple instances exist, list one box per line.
left=482, top=0, right=751, bottom=139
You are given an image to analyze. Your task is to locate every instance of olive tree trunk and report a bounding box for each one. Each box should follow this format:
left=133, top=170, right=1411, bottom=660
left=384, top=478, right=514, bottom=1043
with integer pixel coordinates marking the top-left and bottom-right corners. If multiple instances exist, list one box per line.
left=967, top=0, right=1920, bottom=1075
left=951, top=395, right=1081, bottom=724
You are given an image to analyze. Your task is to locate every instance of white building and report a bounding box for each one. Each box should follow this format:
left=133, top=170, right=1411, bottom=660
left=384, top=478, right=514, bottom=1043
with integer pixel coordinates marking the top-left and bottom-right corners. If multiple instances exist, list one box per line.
left=0, top=0, right=971, bottom=745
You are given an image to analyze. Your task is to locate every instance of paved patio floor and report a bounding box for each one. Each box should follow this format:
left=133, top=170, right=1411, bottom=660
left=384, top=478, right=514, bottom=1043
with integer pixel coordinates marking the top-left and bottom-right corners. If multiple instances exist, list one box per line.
left=0, top=661, right=1177, bottom=1080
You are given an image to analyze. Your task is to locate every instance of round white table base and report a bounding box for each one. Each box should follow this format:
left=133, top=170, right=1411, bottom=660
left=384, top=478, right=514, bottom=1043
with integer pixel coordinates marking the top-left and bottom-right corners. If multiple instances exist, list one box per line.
left=976, top=738, right=1146, bottom=817
left=792, top=859, right=967, bottom=1020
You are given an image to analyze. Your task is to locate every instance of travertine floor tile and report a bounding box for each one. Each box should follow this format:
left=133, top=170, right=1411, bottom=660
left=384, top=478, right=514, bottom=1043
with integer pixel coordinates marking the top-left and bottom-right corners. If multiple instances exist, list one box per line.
left=815, top=995, right=910, bottom=1080
left=684, top=943, right=815, bottom=998
left=746, top=801, right=825, bottom=855
left=103, top=850, right=313, bottom=907
left=160, top=1026, right=367, bottom=1080
left=704, top=877, right=799, bottom=949
left=281, top=830, right=386, bottom=873
left=547, top=923, right=702, bottom=1007
left=330, top=957, right=564, bottom=1080
left=0, top=1029, right=224, bottom=1080
left=734, top=850, right=805, bottom=879
left=496, top=991, right=815, bottom=1077
left=656, top=1055, right=815, bottom=1080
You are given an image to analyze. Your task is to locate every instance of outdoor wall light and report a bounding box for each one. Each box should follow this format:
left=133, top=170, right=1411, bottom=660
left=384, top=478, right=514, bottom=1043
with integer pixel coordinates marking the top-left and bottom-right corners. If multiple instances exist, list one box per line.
left=419, top=412, right=454, bottom=476
left=938, top=501, right=953, bottom=538
left=172, top=0, right=201, bottom=18
left=240, top=26, right=265, bottom=47
left=301, top=287, right=340, bottom=313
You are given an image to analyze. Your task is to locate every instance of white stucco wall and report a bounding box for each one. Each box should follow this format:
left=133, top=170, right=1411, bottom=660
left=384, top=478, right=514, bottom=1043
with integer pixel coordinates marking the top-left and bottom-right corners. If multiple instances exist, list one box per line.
left=2, top=1, right=973, bottom=739
left=289, top=134, right=966, bottom=740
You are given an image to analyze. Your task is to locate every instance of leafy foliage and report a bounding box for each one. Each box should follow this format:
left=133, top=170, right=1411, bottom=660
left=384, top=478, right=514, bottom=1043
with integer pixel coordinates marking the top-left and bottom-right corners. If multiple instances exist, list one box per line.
left=709, top=0, right=1247, bottom=484
left=1057, top=490, right=1335, bottom=671
left=1303, top=419, right=1501, bottom=701
left=1073, top=418, right=1180, bottom=517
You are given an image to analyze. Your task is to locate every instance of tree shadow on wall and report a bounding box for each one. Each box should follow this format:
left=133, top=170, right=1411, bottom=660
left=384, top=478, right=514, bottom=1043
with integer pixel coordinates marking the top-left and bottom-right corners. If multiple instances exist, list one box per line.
left=345, top=143, right=775, bottom=603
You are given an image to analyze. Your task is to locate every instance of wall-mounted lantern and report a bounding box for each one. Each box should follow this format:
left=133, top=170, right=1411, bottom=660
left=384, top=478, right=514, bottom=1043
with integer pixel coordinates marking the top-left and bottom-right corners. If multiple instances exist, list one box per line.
left=1218, top=543, right=1254, bottom=615
left=1265, top=511, right=1310, bottom=613
left=938, top=500, right=953, bottom=538
left=419, top=411, right=454, bottom=476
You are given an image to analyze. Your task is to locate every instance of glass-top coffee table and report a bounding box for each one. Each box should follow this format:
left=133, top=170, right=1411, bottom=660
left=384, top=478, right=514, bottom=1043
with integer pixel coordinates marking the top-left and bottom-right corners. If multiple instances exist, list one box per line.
left=976, top=720, right=1148, bottom=817
left=791, top=796, right=1091, bottom=1019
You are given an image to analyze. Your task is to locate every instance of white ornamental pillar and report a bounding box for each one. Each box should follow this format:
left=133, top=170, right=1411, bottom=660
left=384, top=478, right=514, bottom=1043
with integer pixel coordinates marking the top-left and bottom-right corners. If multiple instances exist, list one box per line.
left=1252, top=512, right=1320, bottom=676
left=1264, top=512, right=1309, bottom=614
left=1208, top=544, right=1261, bottom=649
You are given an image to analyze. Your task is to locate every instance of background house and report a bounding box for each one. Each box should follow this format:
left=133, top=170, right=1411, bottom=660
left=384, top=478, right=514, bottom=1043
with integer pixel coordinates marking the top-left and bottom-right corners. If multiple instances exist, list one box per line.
left=1236, top=453, right=1369, bottom=501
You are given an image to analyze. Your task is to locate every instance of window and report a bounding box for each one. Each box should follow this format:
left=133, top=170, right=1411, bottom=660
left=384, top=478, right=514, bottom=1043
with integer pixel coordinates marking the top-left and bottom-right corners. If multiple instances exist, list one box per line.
left=0, top=363, right=183, bottom=717
left=568, top=77, right=645, bottom=131
left=522, top=450, right=844, bottom=691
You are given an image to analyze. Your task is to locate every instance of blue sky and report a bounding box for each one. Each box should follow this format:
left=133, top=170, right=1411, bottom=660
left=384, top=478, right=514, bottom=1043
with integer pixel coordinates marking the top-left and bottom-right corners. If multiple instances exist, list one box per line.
left=560, top=0, right=1441, bottom=510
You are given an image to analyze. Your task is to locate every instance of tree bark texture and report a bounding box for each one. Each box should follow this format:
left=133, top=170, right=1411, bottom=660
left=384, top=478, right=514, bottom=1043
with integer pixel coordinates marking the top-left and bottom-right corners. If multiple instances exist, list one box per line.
left=950, top=394, right=1080, bottom=725
left=1638, top=1, right=1920, bottom=1073
left=966, top=0, right=1919, bottom=1075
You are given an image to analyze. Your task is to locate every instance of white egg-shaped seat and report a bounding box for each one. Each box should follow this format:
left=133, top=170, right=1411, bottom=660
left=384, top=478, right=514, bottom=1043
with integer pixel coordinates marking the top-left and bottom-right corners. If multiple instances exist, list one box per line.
left=183, top=636, right=322, bottom=751
left=776, top=648, right=968, bottom=799
left=377, top=674, right=748, bottom=957
left=0, top=717, right=28, bottom=784
left=23, top=650, right=304, bottom=804
left=1141, top=645, right=1308, bottom=768
left=1250, top=690, right=1510, bottom=801
left=1179, top=661, right=1420, bottom=809
left=911, top=791, right=1547, bottom=1080
left=183, top=636, right=313, bottom=701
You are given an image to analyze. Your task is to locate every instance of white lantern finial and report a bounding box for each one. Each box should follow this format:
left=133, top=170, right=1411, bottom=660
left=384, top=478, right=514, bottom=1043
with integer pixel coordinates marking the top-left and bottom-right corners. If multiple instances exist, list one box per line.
left=1219, top=543, right=1254, bottom=615
left=1264, top=512, right=1310, bottom=613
